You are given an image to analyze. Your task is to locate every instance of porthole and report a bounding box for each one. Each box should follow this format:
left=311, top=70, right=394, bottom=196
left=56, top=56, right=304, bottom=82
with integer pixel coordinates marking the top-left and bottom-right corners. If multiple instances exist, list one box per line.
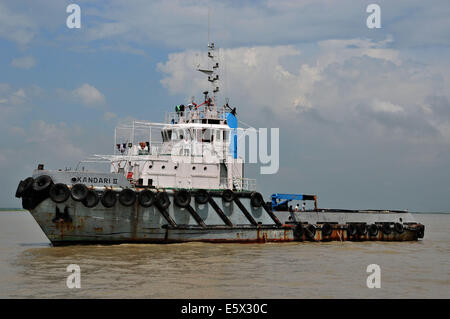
left=174, top=166, right=178, bottom=170
left=192, top=166, right=196, bottom=170
left=162, top=165, right=165, bottom=170
left=204, top=167, right=207, bottom=171
left=149, top=165, right=153, bottom=169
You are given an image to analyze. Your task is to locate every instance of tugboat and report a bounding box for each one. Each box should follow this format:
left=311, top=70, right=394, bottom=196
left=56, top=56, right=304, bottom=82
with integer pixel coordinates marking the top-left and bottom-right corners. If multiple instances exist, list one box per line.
left=15, top=42, right=424, bottom=245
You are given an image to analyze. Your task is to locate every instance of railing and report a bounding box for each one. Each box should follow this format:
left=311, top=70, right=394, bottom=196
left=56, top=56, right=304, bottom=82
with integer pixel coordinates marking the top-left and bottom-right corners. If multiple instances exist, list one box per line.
left=232, top=177, right=256, bottom=192
left=165, top=108, right=227, bottom=124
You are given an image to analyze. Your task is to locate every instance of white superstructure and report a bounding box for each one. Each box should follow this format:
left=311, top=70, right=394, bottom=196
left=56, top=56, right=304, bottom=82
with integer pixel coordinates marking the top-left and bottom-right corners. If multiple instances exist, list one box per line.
left=80, top=42, right=255, bottom=192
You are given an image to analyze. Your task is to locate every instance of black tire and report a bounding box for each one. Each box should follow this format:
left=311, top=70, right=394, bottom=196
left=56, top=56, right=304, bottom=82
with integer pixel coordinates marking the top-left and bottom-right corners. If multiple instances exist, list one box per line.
left=357, top=223, right=368, bottom=236
left=174, top=190, right=191, bottom=208
left=321, top=223, right=333, bottom=236
left=32, top=175, right=53, bottom=192
left=119, top=188, right=136, bottom=206
left=101, top=190, right=117, bottom=208
left=305, top=224, right=316, bottom=239
left=294, top=223, right=304, bottom=239
left=222, top=189, right=234, bottom=202
left=155, top=191, right=170, bottom=209
left=368, top=224, right=379, bottom=237
left=82, top=189, right=99, bottom=208
left=394, top=222, right=404, bottom=234
left=382, top=223, right=392, bottom=235
left=416, top=225, right=425, bottom=239
left=138, top=190, right=155, bottom=207
left=71, top=184, right=89, bottom=202
left=195, top=189, right=209, bottom=204
left=15, top=177, right=34, bottom=198
left=250, top=192, right=264, bottom=208
left=49, top=183, right=70, bottom=203
left=347, top=224, right=357, bottom=237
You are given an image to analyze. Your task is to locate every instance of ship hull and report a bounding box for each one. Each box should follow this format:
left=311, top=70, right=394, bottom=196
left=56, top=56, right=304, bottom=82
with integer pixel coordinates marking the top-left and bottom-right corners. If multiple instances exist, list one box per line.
left=27, top=192, right=424, bottom=245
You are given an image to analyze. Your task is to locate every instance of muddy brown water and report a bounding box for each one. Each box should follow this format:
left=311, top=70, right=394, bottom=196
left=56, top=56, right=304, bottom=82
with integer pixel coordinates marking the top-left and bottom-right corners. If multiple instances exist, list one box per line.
left=0, top=211, right=448, bottom=298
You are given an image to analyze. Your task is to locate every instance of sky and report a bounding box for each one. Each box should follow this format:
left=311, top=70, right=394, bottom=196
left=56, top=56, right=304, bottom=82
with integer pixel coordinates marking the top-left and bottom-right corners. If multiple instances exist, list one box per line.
left=1, top=0, right=449, bottom=211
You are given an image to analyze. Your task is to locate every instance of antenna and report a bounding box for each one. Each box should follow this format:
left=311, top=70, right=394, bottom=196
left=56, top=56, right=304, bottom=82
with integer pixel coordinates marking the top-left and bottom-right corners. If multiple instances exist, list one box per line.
left=207, top=2, right=210, bottom=46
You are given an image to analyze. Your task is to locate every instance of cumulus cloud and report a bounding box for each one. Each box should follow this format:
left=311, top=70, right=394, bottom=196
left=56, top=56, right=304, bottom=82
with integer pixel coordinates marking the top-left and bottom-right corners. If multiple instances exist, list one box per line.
left=158, top=37, right=450, bottom=150
left=72, top=83, right=106, bottom=106
left=11, top=56, right=36, bottom=69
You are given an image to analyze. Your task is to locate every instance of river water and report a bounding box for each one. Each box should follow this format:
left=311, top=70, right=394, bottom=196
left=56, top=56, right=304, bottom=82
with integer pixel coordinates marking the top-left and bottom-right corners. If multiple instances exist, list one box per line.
left=0, top=211, right=448, bottom=298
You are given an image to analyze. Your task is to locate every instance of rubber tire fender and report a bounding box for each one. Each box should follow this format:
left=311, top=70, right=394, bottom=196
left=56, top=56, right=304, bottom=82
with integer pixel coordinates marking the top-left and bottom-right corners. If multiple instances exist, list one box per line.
left=357, top=223, right=368, bottom=236
left=71, top=183, right=89, bottom=202
left=321, top=223, right=333, bottom=236
left=101, top=190, right=117, bottom=208
left=222, top=189, right=235, bottom=202
left=347, top=224, right=357, bottom=237
left=250, top=192, right=264, bottom=208
left=118, top=188, right=136, bottom=207
left=294, top=223, right=304, bottom=239
left=32, top=175, right=53, bottom=192
left=368, top=224, right=379, bottom=237
left=416, top=225, right=425, bottom=239
left=394, top=222, right=404, bottom=234
left=138, top=189, right=155, bottom=208
left=49, top=183, right=70, bottom=203
left=83, top=189, right=99, bottom=208
left=174, top=190, right=191, bottom=208
left=382, top=222, right=392, bottom=235
left=155, top=191, right=170, bottom=209
left=305, top=224, right=316, bottom=239
left=194, top=189, right=209, bottom=205
left=16, top=177, right=34, bottom=198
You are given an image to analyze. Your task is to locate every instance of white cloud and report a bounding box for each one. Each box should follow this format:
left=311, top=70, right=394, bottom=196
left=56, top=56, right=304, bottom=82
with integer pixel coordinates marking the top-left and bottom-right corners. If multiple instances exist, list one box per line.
left=371, top=100, right=404, bottom=113
left=158, top=38, right=450, bottom=148
left=11, top=56, right=36, bottom=69
left=72, top=83, right=106, bottom=106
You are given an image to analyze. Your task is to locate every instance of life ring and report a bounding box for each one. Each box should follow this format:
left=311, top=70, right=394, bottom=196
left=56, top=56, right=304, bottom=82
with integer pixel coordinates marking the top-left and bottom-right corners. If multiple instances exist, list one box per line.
left=394, top=222, right=404, bottom=234
left=382, top=223, right=392, bottom=235
left=347, top=224, right=357, bottom=237
left=174, top=190, right=191, bottom=208
left=321, top=223, right=333, bottom=236
left=138, top=190, right=155, bottom=207
left=155, top=191, right=170, bottom=209
left=82, top=189, right=99, bottom=208
left=71, top=184, right=89, bottom=202
left=368, top=224, right=379, bottom=236
left=194, top=189, right=209, bottom=204
left=32, top=175, right=53, bottom=192
left=305, top=224, right=316, bottom=239
left=222, top=189, right=235, bottom=202
left=357, top=223, right=368, bottom=236
left=119, top=188, right=136, bottom=206
left=101, top=190, right=117, bottom=208
left=15, top=177, right=34, bottom=198
left=49, top=183, right=70, bottom=203
left=250, top=192, right=264, bottom=208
